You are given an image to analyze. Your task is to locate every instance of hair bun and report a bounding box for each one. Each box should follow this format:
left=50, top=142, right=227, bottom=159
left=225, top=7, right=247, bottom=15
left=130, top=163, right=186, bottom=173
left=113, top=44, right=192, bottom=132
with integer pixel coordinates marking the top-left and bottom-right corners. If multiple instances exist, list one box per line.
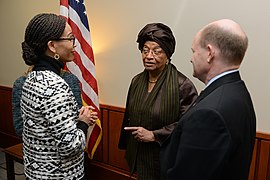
left=21, top=41, right=38, bottom=65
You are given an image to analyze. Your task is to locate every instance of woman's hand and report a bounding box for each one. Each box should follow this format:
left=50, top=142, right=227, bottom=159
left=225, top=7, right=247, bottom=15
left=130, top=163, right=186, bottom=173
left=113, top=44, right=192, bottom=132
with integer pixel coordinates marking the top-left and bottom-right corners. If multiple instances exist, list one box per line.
left=79, top=106, right=98, bottom=126
left=124, top=126, right=155, bottom=142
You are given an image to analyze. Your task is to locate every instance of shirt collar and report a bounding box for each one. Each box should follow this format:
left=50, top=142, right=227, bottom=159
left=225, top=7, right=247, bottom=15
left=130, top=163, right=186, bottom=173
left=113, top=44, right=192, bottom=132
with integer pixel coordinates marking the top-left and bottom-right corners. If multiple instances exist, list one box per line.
left=205, top=69, right=239, bottom=88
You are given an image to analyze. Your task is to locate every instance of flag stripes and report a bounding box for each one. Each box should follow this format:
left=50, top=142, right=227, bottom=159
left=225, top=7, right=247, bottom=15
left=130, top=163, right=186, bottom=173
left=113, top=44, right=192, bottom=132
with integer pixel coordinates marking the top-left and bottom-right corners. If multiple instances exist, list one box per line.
left=60, top=0, right=102, bottom=159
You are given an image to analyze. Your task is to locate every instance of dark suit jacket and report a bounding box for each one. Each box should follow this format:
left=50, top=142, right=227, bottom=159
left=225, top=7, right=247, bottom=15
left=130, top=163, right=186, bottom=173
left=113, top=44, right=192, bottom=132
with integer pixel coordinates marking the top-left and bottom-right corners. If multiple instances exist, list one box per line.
left=160, top=71, right=256, bottom=180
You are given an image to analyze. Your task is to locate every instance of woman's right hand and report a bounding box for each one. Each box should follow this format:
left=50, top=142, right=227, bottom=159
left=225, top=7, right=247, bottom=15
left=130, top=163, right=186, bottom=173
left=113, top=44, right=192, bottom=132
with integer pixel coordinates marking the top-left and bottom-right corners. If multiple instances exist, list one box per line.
left=78, top=106, right=97, bottom=126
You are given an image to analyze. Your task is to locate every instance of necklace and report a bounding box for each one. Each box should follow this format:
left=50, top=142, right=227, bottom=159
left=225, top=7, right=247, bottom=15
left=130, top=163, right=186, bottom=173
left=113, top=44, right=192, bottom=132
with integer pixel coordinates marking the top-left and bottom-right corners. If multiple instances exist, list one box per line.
left=148, top=79, right=157, bottom=83
left=148, top=71, right=162, bottom=84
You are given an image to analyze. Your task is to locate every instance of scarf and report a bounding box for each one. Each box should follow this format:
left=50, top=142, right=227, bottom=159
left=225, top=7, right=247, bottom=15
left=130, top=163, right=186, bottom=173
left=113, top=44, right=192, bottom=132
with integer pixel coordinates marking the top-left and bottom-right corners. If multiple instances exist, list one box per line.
left=126, top=63, right=180, bottom=175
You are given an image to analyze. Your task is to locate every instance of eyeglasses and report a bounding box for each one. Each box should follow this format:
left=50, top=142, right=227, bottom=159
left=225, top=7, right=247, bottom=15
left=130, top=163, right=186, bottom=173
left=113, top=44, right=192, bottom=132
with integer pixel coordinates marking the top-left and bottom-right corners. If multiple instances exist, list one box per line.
left=142, top=47, right=164, bottom=57
left=55, top=35, right=76, bottom=46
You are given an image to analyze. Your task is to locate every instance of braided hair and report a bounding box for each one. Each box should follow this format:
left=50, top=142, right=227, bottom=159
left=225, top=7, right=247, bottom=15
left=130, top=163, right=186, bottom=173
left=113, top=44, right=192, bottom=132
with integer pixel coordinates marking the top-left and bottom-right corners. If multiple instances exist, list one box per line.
left=21, top=13, right=66, bottom=65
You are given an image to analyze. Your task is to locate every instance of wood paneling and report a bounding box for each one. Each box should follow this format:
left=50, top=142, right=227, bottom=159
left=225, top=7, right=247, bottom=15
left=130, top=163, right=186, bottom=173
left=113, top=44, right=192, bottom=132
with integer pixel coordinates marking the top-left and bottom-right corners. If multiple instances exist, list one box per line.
left=257, top=140, right=270, bottom=180
left=0, top=86, right=21, bottom=148
left=85, top=161, right=136, bottom=180
left=101, top=109, right=108, bottom=163
left=248, top=139, right=257, bottom=180
left=0, top=86, right=14, bottom=134
left=1, top=85, right=270, bottom=180
left=108, top=111, right=129, bottom=171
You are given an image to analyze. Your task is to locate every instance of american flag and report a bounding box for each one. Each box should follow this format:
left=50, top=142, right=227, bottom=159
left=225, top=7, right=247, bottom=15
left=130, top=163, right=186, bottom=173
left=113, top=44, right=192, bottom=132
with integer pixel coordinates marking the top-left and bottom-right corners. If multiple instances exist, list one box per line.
left=60, top=0, right=102, bottom=159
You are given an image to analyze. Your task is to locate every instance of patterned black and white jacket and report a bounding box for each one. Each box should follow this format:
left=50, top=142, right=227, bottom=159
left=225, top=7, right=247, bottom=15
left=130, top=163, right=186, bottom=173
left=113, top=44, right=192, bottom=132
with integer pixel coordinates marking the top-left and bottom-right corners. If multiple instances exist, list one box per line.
left=21, top=55, right=88, bottom=179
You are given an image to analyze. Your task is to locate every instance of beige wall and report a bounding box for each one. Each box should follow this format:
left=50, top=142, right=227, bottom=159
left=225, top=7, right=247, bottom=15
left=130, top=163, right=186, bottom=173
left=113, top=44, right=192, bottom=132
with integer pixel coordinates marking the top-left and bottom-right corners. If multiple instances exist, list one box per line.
left=0, top=0, right=269, bottom=133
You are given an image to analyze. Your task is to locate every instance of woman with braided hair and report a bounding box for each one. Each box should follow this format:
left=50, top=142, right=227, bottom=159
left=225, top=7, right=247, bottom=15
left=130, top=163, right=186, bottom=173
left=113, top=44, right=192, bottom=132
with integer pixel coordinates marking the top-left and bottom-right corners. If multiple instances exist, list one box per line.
left=19, top=13, right=97, bottom=179
left=118, top=23, right=198, bottom=179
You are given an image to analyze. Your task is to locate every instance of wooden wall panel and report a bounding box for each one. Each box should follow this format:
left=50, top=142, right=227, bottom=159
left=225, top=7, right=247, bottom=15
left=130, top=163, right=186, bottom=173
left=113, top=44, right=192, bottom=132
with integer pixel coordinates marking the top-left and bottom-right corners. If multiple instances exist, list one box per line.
left=108, top=110, right=130, bottom=171
left=257, top=140, right=270, bottom=180
left=101, top=109, right=108, bottom=163
left=0, top=86, right=21, bottom=148
left=85, top=161, right=135, bottom=180
left=248, top=139, right=257, bottom=180
left=0, top=86, right=14, bottom=134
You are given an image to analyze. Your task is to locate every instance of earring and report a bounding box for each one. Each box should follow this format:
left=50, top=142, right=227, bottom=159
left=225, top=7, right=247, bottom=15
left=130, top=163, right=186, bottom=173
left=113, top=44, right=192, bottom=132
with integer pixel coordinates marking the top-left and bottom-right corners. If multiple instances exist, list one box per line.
left=54, top=53, right=60, bottom=60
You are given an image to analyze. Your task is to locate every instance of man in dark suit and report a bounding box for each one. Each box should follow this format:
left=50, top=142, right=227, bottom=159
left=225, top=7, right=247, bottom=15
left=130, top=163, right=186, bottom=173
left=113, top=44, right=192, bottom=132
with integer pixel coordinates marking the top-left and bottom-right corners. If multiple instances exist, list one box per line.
left=160, top=19, right=256, bottom=180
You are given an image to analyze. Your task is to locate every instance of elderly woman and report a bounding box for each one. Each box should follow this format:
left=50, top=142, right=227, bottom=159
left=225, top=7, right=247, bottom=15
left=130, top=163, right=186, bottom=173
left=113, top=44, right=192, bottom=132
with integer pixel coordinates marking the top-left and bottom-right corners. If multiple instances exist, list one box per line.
left=118, top=23, right=198, bottom=180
